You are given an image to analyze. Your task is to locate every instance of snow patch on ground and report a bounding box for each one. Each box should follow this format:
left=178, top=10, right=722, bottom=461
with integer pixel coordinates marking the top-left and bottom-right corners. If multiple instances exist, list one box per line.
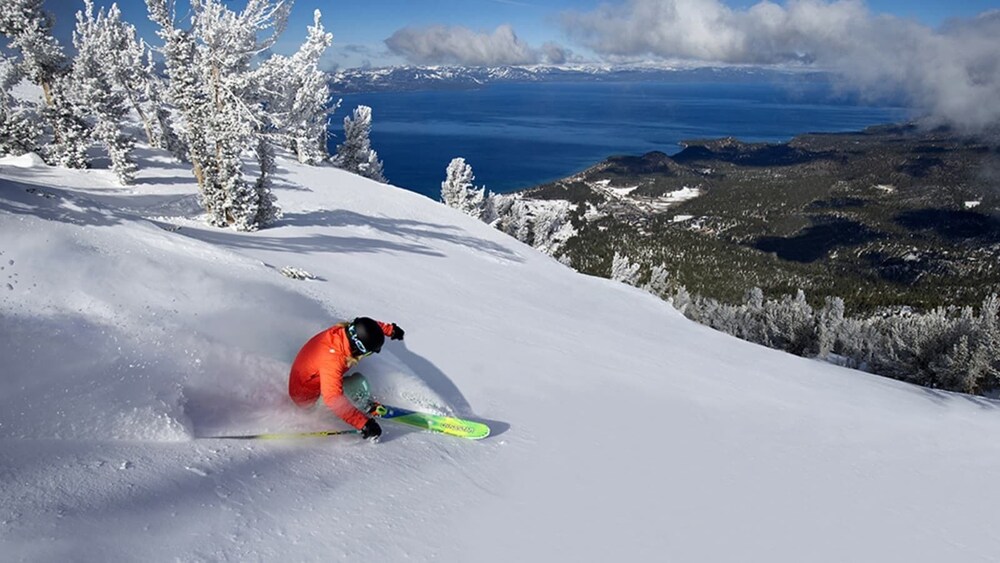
left=662, top=186, right=702, bottom=202
left=608, top=184, right=639, bottom=197
left=0, top=152, right=48, bottom=168
left=585, top=179, right=703, bottom=214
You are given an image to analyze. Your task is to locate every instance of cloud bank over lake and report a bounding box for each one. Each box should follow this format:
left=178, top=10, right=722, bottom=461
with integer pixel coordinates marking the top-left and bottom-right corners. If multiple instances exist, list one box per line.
left=561, top=0, right=1000, bottom=132
left=385, top=24, right=572, bottom=66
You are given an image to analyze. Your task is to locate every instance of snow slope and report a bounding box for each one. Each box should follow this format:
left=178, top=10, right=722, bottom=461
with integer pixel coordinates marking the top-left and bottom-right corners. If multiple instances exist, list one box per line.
left=3, top=149, right=1000, bottom=562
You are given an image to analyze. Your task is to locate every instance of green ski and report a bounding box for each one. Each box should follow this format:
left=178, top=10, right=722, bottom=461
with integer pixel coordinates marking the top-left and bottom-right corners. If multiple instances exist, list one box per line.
left=344, top=373, right=491, bottom=440
left=372, top=404, right=491, bottom=440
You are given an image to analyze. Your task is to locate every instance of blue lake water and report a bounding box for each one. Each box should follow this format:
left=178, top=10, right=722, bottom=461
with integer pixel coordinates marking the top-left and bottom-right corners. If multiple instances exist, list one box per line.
left=333, top=80, right=910, bottom=200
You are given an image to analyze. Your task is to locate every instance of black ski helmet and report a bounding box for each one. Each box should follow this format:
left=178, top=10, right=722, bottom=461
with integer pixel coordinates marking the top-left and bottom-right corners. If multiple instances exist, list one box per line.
left=349, top=317, right=385, bottom=355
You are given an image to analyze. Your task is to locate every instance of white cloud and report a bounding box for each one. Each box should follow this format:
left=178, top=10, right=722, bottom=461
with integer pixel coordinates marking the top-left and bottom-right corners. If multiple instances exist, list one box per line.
left=562, top=0, right=1000, bottom=131
left=540, top=42, right=571, bottom=65
left=385, top=24, right=568, bottom=66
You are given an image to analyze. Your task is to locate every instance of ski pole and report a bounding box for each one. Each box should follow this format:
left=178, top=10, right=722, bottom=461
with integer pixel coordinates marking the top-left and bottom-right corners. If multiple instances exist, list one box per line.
left=206, top=429, right=361, bottom=440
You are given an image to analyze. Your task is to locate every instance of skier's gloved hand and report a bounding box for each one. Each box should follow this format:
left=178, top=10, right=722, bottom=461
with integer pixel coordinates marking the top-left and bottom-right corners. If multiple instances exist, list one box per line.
left=367, top=401, right=387, bottom=417
left=390, top=323, right=405, bottom=341
left=361, top=419, right=382, bottom=441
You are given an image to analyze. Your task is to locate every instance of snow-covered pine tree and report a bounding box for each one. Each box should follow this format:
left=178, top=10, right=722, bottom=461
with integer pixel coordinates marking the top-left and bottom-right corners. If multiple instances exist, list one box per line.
left=252, top=135, right=280, bottom=226
left=765, top=289, right=818, bottom=356
left=481, top=191, right=498, bottom=225
left=75, top=1, right=170, bottom=151
left=642, top=263, right=671, bottom=298
left=486, top=192, right=574, bottom=253
left=441, top=157, right=474, bottom=208
left=816, top=296, right=845, bottom=358
left=1, top=0, right=91, bottom=167
left=146, top=1, right=204, bottom=159
left=41, top=78, right=90, bottom=168
left=0, top=55, right=42, bottom=155
left=671, top=285, right=692, bottom=314
left=675, top=286, right=1000, bottom=394
left=530, top=200, right=571, bottom=253
left=495, top=198, right=534, bottom=244
left=256, top=9, right=333, bottom=165
left=72, top=1, right=139, bottom=184
left=979, top=294, right=1000, bottom=384
left=490, top=193, right=512, bottom=227
left=146, top=0, right=286, bottom=230
left=688, top=294, right=739, bottom=336
left=927, top=300, right=1000, bottom=393
left=333, top=105, right=386, bottom=182
left=138, top=48, right=185, bottom=159
left=0, top=0, right=64, bottom=106
left=513, top=202, right=534, bottom=242
left=611, top=252, right=641, bottom=287
left=741, top=286, right=767, bottom=344
left=441, top=157, right=488, bottom=217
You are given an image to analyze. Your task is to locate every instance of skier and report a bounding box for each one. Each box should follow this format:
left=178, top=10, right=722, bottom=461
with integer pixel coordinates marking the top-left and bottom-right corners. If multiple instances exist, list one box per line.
left=288, top=317, right=405, bottom=441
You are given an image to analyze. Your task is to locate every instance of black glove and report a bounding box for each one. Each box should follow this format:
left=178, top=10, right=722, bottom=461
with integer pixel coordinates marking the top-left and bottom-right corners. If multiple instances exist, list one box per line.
left=390, top=323, right=405, bottom=341
left=361, top=419, right=382, bottom=440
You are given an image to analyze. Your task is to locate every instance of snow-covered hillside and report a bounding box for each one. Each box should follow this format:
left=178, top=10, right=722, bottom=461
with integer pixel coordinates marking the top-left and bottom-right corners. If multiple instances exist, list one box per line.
left=3, top=150, right=1000, bottom=562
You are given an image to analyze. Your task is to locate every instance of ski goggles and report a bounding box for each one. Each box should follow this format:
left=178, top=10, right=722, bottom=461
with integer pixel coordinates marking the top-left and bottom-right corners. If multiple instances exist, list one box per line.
left=347, top=324, right=373, bottom=357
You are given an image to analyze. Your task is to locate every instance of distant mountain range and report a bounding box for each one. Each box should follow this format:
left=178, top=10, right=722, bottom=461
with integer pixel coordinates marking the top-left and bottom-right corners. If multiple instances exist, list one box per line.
left=329, top=64, right=828, bottom=93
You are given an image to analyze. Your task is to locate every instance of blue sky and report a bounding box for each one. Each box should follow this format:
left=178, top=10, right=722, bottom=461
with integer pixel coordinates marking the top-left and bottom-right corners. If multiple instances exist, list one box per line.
left=46, top=0, right=1000, bottom=69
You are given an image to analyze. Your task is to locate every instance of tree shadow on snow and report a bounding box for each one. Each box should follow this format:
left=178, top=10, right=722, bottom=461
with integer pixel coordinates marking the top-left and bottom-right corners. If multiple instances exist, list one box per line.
left=181, top=226, right=448, bottom=257
left=170, top=208, right=522, bottom=262
left=0, top=177, right=200, bottom=227
left=918, top=386, right=1000, bottom=411
left=278, top=209, right=522, bottom=263
left=0, top=179, right=127, bottom=228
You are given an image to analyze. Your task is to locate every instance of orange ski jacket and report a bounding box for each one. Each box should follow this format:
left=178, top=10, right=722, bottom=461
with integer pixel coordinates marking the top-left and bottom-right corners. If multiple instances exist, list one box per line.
left=287, top=320, right=395, bottom=429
